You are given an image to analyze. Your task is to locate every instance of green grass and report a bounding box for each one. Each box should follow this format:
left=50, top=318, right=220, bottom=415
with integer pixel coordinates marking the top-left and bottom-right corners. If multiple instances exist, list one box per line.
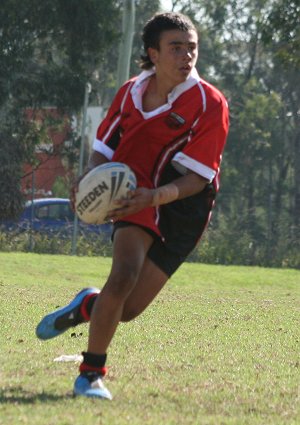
left=0, top=252, right=299, bottom=425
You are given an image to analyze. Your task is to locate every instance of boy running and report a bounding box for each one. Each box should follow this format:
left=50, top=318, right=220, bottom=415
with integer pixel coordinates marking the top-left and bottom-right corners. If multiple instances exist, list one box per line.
left=36, top=12, right=229, bottom=399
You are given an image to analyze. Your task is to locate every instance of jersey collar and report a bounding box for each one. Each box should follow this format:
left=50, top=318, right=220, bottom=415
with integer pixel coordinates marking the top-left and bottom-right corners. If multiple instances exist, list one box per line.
left=131, top=67, right=201, bottom=119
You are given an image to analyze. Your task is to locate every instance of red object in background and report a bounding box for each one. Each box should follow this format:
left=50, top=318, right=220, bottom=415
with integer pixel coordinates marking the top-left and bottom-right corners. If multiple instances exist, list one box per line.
left=22, top=108, right=72, bottom=199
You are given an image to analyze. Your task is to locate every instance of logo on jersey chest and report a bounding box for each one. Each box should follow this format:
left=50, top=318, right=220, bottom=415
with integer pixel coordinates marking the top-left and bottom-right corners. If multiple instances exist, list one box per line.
left=165, top=112, right=186, bottom=129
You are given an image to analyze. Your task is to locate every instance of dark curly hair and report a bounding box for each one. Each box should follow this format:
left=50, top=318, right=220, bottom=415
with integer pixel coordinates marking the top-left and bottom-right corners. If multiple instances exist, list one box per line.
left=139, top=12, right=197, bottom=70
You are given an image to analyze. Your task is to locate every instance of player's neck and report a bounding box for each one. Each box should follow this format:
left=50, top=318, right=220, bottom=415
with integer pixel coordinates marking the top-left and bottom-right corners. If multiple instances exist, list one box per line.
left=150, top=74, right=177, bottom=100
left=142, top=75, right=177, bottom=112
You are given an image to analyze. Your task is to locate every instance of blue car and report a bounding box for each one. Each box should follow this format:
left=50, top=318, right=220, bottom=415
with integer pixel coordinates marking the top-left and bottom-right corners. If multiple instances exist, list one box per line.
left=0, top=198, right=112, bottom=238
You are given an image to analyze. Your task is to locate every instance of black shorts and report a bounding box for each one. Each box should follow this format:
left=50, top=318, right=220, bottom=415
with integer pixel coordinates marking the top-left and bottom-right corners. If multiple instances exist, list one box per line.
left=114, top=164, right=216, bottom=277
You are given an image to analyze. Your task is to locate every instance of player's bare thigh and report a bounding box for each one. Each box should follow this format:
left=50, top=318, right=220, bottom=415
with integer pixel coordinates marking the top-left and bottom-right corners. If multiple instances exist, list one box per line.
left=102, top=224, right=154, bottom=299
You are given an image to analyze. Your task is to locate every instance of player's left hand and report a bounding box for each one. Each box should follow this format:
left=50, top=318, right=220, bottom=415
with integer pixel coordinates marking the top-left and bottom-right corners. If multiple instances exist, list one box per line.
left=106, top=187, right=154, bottom=220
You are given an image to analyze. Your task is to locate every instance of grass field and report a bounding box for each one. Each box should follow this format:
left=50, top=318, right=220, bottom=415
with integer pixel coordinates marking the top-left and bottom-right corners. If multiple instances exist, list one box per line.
left=0, top=252, right=299, bottom=425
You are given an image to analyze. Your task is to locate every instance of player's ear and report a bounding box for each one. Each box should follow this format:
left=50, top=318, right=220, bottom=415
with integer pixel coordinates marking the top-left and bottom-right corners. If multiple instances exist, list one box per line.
left=148, top=47, right=159, bottom=64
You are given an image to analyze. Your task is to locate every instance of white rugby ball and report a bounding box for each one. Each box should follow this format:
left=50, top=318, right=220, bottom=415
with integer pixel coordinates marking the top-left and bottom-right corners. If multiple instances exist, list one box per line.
left=75, top=162, right=137, bottom=224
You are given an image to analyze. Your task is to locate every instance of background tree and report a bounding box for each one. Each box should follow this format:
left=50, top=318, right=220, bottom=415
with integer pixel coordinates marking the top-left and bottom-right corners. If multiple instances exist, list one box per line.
left=168, top=0, right=300, bottom=267
left=0, top=0, right=299, bottom=267
left=0, top=0, right=120, bottom=219
left=95, top=0, right=160, bottom=107
left=261, top=0, right=300, bottom=256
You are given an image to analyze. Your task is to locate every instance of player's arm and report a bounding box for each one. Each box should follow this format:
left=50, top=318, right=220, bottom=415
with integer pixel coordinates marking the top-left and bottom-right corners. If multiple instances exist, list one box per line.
left=85, top=150, right=110, bottom=173
left=151, top=171, right=208, bottom=207
left=108, top=170, right=208, bottom=219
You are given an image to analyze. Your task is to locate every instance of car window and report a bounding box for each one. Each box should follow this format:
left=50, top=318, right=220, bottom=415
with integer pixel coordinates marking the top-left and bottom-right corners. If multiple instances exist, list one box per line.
left=35, top=203, right=74, bottom=221
left=58, top=204, right=74, bottom=221
left=36, top=206, right=49, bottom=219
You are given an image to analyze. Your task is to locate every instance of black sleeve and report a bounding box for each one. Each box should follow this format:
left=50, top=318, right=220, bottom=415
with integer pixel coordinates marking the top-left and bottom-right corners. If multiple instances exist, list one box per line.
left=106, top=127, right=121, bottom=151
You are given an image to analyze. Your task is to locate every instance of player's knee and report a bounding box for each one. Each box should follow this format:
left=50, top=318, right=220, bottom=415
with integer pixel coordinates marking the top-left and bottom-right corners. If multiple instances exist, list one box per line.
left=106, top=265, right=139, bottom=299
left=121, top=307, right=141, bottom=322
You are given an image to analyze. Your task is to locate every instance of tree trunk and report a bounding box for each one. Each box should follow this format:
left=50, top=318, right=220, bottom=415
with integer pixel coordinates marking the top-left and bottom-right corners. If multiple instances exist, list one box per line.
left=117, top=0, right=136, bottom=88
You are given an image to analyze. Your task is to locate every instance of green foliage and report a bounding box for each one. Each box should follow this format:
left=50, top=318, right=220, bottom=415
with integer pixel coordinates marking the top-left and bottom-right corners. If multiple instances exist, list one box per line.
left=97, top=0, right=161, bottom=105
left=1, top=0, right=299, bottom=265
left=0, top=0, right=121, bottom=219
left=51, top=176, right=70, bottom=198
left=1, top=222, right=298, bottom=268
left=0, top=100, right=36, bottom=219
left=262, top=0, right=300, bottom=68
left=0, top=229, right=113, bottom=257
left=189, top=218, right=299, bottom=269
left=170, top=0, right=300, bottom=268
left=0, top=0, right=121, bottom=109
left=130, top=0, right=161, bottom=75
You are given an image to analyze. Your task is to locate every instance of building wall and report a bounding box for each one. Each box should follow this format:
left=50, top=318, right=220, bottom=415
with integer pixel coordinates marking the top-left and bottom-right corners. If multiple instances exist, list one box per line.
left=22, top=107, right=104, bottom=199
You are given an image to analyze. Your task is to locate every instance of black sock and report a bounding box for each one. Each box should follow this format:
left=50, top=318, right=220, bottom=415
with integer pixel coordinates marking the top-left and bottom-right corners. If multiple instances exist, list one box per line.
left=79, top=352, right=108, bottom=377
left=82, top=352, right=107, bottom=368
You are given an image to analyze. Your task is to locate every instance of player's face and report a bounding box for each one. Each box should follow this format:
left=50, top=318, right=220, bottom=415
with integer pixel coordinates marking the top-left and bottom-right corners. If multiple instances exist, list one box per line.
left=149, top=29, right=198, bottom=86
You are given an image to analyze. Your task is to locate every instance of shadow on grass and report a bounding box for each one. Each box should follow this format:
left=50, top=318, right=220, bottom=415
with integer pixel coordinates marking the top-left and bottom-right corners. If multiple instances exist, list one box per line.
left=0, top=386, right=74, bottom=404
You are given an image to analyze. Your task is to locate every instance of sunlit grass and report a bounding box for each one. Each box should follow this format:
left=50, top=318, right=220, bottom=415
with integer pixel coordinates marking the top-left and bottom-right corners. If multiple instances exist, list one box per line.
left=0, top=253, right=299, bottom=425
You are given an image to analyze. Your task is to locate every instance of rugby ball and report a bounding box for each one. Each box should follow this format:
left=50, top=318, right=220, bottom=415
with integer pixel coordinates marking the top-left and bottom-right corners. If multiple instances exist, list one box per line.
left=75, top=162, right=137, bottom=224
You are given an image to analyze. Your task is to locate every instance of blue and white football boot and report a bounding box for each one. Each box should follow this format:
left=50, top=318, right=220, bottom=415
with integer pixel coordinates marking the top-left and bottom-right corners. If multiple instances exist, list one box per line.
left=36, top=287, right=100, bottom=340
left=74, top=372, right=112, bottom=400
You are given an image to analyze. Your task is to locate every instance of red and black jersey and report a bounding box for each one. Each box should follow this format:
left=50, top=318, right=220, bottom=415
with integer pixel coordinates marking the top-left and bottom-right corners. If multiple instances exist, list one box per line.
left=93, top=68, right=229, bottom=236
